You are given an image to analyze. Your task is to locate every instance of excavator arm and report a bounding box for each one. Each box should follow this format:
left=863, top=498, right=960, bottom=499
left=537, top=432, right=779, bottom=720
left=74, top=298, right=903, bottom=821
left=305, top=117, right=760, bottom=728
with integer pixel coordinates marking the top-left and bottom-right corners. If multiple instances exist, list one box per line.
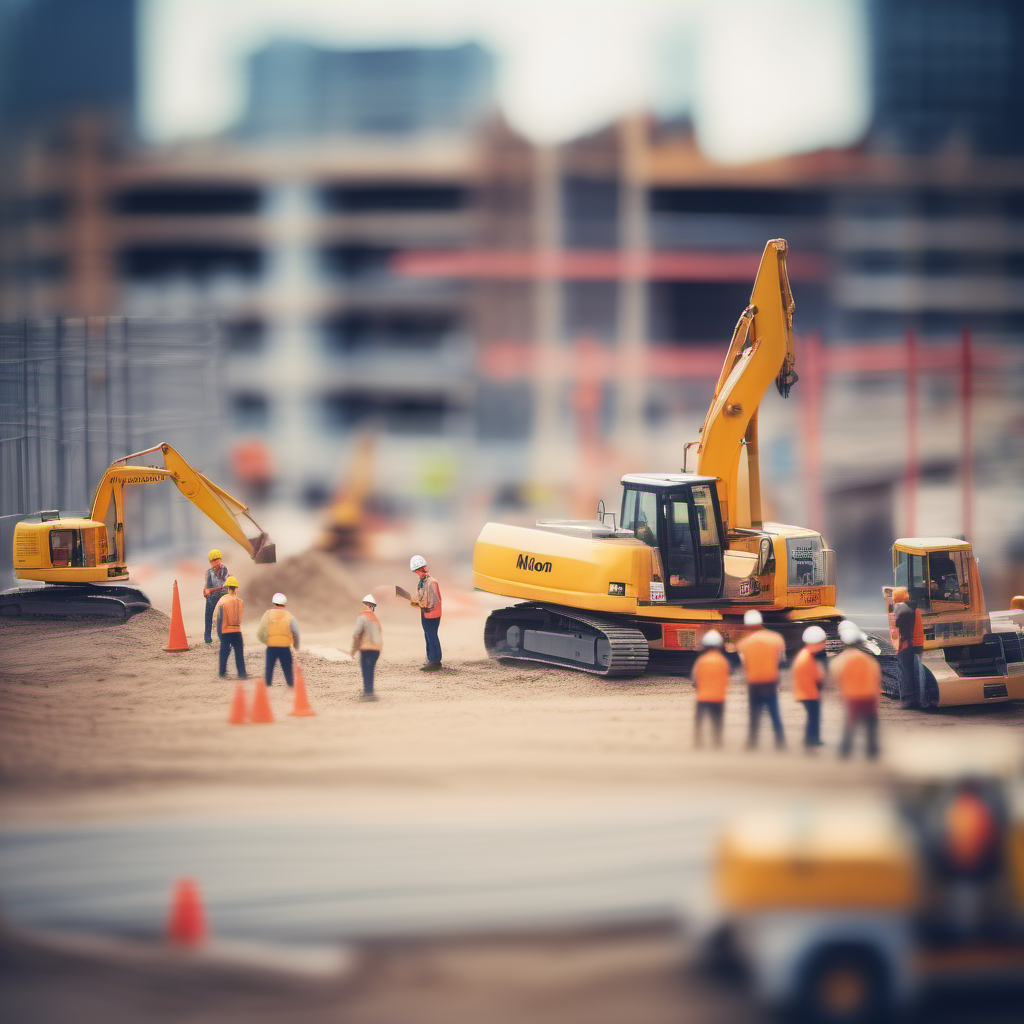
left=90, top=443, right=276, bottom=567
left=695, top=238, right=797, bottom=532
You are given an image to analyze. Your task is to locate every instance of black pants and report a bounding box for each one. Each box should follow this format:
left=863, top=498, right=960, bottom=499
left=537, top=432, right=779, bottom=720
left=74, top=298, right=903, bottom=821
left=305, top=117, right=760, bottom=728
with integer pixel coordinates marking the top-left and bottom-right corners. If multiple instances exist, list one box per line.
left=360, top=650, right=380, bottom=694
left=694, top=701, right=724, bottom=748
left=800, top=699, right=822, bottom=747
left=218, top=632, right=246, bottom=678
left=746, top=682, right=786, bottom=749
left=265, top=646, right=293, bottom=687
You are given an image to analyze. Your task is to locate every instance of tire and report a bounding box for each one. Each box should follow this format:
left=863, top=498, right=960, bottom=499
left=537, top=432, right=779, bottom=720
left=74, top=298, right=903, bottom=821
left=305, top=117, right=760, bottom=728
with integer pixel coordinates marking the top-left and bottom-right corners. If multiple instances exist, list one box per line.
left=918, top=664, right=940, bottom=711
left=793, top=945, right=891, bottom=1024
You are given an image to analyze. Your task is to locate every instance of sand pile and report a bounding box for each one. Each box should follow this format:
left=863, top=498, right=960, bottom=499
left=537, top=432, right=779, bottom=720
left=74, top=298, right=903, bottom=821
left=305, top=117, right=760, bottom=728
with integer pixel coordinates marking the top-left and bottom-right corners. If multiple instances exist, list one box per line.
left=237, top=549, right=364, bottom=629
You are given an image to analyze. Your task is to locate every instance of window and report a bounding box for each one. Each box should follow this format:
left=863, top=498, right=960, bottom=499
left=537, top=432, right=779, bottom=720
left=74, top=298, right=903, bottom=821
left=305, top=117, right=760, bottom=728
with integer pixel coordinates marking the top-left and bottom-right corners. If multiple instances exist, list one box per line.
left=787, top=536, right=826, bottom=588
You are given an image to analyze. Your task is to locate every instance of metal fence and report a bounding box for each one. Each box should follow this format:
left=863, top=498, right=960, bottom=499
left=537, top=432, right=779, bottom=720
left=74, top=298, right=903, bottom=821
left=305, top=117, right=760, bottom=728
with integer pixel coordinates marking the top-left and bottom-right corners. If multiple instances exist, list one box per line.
left=0, top=318, right=225, bottom=584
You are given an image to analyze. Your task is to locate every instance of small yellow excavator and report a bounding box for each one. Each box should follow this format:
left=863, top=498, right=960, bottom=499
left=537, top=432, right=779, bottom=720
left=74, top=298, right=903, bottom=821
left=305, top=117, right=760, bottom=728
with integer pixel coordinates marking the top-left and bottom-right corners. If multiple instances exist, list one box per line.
left=878, top=537, right=1024, bottom=708
left=472, top=239, right=868, bottom=677
left=2, top=442, right=275, bottom=620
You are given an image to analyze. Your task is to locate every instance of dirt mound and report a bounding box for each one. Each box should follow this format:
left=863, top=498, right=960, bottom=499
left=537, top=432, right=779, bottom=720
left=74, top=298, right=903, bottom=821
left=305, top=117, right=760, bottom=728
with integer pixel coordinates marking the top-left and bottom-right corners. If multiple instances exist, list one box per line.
left=239, top=549, right=364, bottom=629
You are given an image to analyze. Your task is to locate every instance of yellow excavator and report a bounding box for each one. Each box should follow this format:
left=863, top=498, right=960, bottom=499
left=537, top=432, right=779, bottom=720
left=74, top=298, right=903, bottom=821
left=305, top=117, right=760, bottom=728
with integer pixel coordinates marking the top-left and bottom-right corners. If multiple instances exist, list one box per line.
left=2, top=442, right=275, bottom=620
left=472, top=239, right=867, bottom=677
left=877, top=537, right=1024, bottom=708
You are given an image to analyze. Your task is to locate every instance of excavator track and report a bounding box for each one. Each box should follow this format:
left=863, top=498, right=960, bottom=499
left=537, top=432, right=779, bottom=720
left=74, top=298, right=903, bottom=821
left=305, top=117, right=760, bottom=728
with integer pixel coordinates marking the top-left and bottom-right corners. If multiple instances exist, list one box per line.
left=0, top=584, right=151, bottom=622
left=484, top=603, right=650, bottom=678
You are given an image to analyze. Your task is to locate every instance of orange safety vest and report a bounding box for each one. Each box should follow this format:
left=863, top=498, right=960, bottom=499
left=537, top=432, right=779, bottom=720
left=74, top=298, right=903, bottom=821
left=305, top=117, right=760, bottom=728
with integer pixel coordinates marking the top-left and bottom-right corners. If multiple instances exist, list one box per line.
left=692, top=648, right=730, bottom=703
left=944, top=790, right=998, bottom=873
left=737, top=628, right=786, bottom=684
left=418, top=575, right=442, bottom=619
left=792, top=646, right=825, bottom=701
left=218, top=594, right=243, bottom=633
left=266, top=607, right=294, bottom=646
left=833, top=647, right=881, bottom=703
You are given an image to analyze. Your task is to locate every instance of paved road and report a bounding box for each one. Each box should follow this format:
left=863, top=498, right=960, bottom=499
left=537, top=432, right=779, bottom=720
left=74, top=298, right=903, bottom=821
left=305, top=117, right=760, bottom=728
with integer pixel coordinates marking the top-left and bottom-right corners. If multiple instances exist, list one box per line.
left=0, top=794, right=753, bottom=942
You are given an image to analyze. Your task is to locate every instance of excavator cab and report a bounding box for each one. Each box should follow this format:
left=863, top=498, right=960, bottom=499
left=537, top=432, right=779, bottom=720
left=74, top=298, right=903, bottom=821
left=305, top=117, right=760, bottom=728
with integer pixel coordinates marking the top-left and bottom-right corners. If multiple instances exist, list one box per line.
left=620, top=474, right=725, bottom=602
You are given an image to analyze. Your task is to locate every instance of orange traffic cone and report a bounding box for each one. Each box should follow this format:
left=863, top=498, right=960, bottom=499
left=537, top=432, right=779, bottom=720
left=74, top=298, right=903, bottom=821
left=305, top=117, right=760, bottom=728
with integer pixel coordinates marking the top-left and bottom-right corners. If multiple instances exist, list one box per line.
left=163, top=580, right=189, bottom=652
left=249, top=678, right=274, bottom=723
left=167, top=877, right=207, bottom=946
left=228, top=682, right=248, bottom=724
left=289, top=659, right=316, bottom=717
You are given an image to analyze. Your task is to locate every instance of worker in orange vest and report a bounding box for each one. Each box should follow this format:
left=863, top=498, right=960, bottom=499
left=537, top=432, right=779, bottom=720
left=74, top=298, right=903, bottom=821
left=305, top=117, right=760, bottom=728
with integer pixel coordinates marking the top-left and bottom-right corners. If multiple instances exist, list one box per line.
left=832, top=620, right=881, bottom=759
left=892, top=586, right=925, bottom=704
left=737, top=609, right=787, bottom=751
left=214, top=576, right=247, bottom=679
left=256, top=592, right=300, bottom=687
left=792, top=624, right=827, bottom=750
left=690, top=629, right=730, bottom=749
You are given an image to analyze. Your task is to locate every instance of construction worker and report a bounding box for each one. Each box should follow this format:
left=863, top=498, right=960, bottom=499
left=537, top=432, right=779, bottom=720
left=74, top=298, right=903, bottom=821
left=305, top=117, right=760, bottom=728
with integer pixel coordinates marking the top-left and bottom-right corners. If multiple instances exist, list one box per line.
left=833, top=620, right=881, bottom=760
left=351, top=594, right=383, bottom=701
left=256, top=592, right=300, bottom=687
left=203, top=548, right=229, bottom=644
left=792, top=625, right=828, bottom=750
left=409, top=555, right=442, bottom=671
left=737, top=609, right=787, bottom=750
left=214, top=576, right=246, bottom=679
left=690, top=629, right=730, bottom=749
left=892, top=586, right=924, bottom=704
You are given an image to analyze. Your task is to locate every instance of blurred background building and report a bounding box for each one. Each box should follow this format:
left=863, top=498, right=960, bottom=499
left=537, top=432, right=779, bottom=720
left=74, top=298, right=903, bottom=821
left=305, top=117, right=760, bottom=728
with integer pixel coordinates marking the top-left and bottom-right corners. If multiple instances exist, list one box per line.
left=1, top=0, right=1022, bottom=601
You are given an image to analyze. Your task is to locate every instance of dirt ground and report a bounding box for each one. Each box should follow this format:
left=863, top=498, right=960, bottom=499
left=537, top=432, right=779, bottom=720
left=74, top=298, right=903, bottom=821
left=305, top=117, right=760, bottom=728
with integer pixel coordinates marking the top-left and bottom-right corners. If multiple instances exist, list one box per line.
left=2, top=551, right=1022, bottom=1023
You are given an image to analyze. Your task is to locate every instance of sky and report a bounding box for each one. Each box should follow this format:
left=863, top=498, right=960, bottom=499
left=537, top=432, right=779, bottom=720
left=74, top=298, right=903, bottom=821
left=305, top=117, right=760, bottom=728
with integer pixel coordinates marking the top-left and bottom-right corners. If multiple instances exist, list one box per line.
left=141, top=0, right=870, bottom=164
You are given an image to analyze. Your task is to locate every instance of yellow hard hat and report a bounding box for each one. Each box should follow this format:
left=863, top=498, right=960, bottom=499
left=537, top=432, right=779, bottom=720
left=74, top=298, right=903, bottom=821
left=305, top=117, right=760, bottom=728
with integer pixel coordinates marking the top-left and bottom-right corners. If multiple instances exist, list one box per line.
left=208, top=549, right=222, bottom=560
left=225, top=576, right=239, bottom=588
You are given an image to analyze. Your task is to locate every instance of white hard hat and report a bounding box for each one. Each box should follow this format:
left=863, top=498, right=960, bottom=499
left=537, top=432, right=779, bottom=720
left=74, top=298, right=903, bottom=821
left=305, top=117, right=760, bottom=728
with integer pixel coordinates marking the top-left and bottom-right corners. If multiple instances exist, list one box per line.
left=802, top=625, right=827, bottom=645
left=272, top=593, right=287, bottom=606
left=743, top=609, right=763, bottom=626
left=410, top=555, right=427, bottom=571
left=361, top=594, right=377, bottom=606
left=838, top=619, right=864, bottom=645
left=701, top=629, right=724, bottom=647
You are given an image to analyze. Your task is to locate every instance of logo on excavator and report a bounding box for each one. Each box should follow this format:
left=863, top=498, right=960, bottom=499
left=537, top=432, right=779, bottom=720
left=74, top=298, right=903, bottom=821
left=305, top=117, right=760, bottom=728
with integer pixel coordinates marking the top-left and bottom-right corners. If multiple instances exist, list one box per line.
left=516, top=553, right=553, bottom=573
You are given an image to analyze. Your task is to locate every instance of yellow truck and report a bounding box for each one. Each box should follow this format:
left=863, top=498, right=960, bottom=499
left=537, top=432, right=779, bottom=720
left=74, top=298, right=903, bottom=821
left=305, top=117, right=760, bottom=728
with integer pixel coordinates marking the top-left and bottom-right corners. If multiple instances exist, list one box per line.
left=878, top=537, right=1024, bottom=708
left=696, top=732, right=1024, bottom=1022
left=472, top=239, right=852, bottom=676
left=2, top=442, right=275, bottom=620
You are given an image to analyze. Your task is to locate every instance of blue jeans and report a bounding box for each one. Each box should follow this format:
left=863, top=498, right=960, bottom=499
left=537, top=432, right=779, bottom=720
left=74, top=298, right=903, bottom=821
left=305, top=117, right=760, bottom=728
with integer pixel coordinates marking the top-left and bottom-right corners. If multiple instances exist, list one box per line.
left=265, top=646, right=293, bottom=687
left=218, top=632, right=246, bottom=678
left=746, top=683, right=785, bottom=749
left=204, top=593, right=224, bottom=642
left=360, top=650, right=380, bottom=694
left=421, top=614, right=442, bottom=664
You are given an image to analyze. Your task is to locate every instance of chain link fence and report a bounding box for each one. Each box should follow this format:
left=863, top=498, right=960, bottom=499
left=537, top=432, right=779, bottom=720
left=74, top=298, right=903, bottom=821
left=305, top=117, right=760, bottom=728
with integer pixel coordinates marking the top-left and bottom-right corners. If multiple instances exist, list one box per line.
left=0, top=318, right=226, bottom=585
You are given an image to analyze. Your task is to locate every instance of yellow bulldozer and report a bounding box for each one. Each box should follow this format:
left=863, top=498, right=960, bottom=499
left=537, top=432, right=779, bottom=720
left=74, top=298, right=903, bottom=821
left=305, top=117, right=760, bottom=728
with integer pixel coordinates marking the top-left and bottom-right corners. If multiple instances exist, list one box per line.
left=2, top=442, right=275, bottom=620
left=472, top=239, right=877, bottom=678
left=877, top=537, right=1024, bottom=708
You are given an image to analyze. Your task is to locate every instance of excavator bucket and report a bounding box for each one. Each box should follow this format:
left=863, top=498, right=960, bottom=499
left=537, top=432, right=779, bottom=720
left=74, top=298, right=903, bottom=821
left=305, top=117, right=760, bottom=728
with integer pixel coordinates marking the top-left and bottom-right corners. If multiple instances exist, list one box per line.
left=252, top=533, right=276, bottom=564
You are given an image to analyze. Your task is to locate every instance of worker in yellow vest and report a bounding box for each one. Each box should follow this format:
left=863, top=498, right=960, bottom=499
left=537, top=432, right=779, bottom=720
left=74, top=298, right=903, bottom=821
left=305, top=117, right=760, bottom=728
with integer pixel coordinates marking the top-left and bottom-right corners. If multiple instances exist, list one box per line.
left=792, top=624, right=828, bottom=750
left=256, top=592, right=300, bottom=687
left=350, top=594, right=384, bottom=701
left=214, top=576, right=247, bottom=679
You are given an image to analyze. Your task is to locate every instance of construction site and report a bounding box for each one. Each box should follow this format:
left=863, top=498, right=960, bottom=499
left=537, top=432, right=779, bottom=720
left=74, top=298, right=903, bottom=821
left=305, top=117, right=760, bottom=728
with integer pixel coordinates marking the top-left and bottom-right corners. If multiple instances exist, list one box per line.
left=2, top=1, right=1024, bottom=1022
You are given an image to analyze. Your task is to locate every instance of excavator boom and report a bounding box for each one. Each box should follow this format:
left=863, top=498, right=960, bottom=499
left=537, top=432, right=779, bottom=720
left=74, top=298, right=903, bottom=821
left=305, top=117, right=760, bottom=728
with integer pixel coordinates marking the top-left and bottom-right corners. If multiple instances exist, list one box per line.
left=695, top=238, right=796, bottom=532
